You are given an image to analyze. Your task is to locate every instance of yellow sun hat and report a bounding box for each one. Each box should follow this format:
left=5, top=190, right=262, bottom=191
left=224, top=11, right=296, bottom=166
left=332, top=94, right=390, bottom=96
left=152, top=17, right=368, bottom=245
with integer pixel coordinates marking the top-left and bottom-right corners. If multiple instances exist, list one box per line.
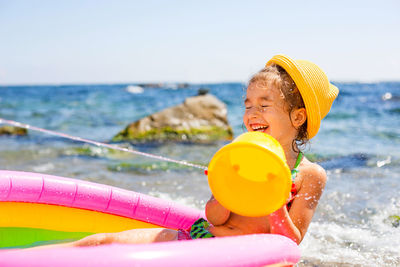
left=266, top=54, right=339, bottom=139
left=207, top=131, right=292, bottom=217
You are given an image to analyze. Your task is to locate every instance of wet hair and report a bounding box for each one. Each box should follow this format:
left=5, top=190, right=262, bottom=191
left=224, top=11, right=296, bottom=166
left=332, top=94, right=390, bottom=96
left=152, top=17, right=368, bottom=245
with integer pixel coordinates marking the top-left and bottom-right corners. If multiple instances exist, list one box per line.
left=248, top=64, right=308, bottom=151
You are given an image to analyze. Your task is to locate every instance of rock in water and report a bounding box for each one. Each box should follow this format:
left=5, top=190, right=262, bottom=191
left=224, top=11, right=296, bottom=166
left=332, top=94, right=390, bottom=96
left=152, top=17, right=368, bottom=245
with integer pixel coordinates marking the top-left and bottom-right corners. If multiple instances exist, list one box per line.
left=112, top=94, right=233, bottom=143
left=0, top=126, right=28, bottom=136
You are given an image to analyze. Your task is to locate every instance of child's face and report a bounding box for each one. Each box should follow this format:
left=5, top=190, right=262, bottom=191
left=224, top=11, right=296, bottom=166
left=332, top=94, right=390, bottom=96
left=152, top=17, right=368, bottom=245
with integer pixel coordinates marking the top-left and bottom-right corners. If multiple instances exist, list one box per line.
left=243, top=81, right=298, bottom=145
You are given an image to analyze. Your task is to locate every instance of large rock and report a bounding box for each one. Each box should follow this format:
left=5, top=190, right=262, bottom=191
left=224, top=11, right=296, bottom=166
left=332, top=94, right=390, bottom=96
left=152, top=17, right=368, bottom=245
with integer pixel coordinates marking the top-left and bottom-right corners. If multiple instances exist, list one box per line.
left=112, top=94, right=233, bottom=143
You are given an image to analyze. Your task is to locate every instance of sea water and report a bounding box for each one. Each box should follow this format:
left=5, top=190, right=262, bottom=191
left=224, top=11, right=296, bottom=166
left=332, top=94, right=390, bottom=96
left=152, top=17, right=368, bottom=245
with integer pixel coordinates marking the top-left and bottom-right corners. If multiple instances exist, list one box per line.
left=0, top=82, right=399, bottom=266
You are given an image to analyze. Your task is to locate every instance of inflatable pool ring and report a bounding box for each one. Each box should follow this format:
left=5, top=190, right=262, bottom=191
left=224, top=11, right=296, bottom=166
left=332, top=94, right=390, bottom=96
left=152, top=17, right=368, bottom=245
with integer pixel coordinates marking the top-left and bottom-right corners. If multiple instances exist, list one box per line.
left=0, top=170, right=300, bottom=266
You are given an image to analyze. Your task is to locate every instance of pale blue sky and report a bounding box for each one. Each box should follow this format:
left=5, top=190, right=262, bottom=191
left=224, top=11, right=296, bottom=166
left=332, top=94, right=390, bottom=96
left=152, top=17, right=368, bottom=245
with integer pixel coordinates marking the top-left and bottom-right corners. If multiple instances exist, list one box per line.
left=1, top=0, right=399, bottom=85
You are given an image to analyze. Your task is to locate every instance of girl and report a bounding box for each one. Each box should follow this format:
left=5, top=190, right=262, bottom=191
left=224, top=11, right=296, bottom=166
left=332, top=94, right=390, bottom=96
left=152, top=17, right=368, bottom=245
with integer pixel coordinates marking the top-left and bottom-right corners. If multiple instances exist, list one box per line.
left=205, top=54, right=339, bottom=244
left=36, top=54, right=338, bottom=248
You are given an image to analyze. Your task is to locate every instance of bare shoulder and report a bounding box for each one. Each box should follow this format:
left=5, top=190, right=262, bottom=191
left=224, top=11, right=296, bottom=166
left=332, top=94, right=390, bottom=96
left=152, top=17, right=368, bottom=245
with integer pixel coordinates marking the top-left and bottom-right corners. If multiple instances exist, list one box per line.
left=287, top=156, right=328, bottom=240
left=297, top=156, right=327, bottom=191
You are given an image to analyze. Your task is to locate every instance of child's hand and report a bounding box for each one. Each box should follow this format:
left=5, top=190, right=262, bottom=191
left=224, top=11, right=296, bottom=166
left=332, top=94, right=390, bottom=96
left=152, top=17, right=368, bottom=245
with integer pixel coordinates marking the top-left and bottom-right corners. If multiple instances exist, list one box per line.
left=205, top=195, right=230, bottom=226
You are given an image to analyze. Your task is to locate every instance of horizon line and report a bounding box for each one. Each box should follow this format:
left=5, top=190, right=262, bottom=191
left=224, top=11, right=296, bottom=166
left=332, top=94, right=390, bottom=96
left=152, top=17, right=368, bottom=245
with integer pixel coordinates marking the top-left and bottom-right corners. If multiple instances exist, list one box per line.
left=1, top=79, right=400, bottom=87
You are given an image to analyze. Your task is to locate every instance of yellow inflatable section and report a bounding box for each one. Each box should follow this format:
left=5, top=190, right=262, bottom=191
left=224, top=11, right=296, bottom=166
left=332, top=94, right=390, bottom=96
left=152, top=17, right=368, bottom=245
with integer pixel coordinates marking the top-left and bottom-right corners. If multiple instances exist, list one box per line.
left=0, top=202, right=159, bottom=233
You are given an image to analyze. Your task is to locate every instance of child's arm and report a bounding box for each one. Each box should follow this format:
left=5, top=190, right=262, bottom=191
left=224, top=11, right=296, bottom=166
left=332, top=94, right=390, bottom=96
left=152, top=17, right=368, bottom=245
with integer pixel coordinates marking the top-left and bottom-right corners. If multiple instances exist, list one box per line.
left=268, top=164, right=327, bottom=244
left=205, top=195, right=231, bottom=226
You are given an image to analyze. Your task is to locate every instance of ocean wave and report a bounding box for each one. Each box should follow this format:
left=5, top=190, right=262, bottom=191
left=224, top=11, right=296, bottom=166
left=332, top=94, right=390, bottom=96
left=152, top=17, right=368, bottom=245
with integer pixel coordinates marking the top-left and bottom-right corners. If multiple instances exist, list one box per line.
left=301, top=221, right=400, bottom=266
left=311, top=153, right=369, bottom=170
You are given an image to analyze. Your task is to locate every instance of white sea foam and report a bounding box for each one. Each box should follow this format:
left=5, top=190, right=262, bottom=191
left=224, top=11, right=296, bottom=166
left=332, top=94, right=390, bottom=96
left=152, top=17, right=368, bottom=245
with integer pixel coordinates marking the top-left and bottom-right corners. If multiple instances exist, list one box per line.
left=126, top=85, right=144, bottom=94
left=33, top=163, right=55, bottom=173
left=148, top=191, right=203, bottom=210
left=382, top=92, right=393, bottom=101
left=301, top=204, right=400, bottom=266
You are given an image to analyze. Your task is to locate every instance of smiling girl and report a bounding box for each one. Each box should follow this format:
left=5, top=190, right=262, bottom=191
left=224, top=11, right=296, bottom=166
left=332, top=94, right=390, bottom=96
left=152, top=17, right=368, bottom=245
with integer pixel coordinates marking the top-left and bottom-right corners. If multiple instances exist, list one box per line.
left=205, top=54, right=339, bottom=244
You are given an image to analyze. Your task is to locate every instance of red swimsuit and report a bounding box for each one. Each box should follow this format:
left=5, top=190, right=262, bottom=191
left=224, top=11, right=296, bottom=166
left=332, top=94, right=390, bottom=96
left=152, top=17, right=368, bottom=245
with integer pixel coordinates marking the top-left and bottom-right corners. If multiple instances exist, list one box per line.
left=286, top=152, right=303, bottom=210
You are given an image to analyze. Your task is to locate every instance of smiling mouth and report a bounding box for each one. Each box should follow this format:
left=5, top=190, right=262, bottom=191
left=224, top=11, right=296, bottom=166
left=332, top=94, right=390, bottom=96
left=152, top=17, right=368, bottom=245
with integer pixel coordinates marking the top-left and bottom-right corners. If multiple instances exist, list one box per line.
left=251, top=125, right=268, bottom=132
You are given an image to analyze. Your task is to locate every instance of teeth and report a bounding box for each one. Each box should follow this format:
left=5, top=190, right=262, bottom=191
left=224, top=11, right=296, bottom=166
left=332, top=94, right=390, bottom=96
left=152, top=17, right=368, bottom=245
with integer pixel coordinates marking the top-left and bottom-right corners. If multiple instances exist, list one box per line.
left=252, top=125, right=267, bottom=130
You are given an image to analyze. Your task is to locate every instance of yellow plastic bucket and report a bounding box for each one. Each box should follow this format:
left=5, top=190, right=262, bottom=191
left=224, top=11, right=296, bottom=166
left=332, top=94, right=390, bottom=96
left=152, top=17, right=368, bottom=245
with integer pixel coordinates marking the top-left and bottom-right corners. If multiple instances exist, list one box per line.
left=207, top=132, right=292, bottom=217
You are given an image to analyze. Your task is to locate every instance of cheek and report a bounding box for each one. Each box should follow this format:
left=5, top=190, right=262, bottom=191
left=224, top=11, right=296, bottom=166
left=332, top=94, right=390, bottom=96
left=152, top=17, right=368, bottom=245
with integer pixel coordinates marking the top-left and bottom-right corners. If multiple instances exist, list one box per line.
left=242, top=113, right=248, bottom=124
left=242, top=114, right=251, bottom=130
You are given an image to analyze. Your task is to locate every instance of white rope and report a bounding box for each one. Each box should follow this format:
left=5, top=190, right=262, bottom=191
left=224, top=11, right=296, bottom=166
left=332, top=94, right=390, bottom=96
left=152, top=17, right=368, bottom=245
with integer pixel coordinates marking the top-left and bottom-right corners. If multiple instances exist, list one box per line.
left=0, top=118, right=207, bottom=171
